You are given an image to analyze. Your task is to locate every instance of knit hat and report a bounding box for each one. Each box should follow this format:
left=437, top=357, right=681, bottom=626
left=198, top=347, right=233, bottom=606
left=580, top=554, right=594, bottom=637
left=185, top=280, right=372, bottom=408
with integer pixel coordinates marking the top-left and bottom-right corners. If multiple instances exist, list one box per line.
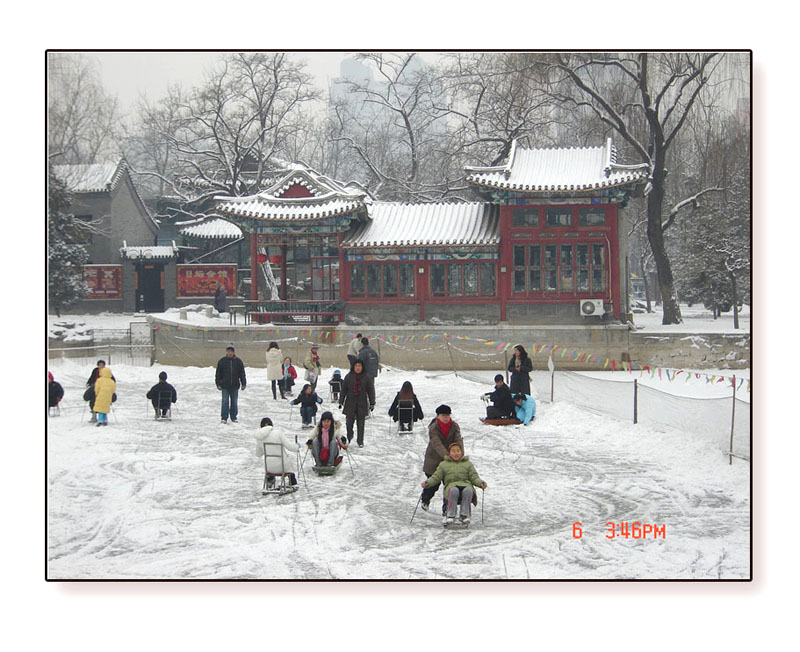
left=159, top=371, right=168, bottom=380
left=226, top=346, right=235, bottom=352
left=448, top=441, right=462, bottom=452
left=435, top=404, right=452, bottom=415
left=494, top=374, right=504, bottom=382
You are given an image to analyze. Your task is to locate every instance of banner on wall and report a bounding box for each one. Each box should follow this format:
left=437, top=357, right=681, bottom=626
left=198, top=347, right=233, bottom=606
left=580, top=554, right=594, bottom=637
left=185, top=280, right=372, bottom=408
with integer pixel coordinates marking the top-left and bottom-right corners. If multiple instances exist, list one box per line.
left=177, top=264, right=237, bottom=297
left=83, top=265, right=122, bottom=300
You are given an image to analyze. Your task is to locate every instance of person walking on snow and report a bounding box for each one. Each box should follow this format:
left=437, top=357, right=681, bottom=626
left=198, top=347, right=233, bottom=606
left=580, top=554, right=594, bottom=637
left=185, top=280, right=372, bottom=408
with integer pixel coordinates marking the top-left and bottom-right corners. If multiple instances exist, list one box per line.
left=339, top=359, right=375, bottom=448
left=422, top=442, right=487, bottom=526
left=346, top=332, right=363, bottom=368
left=85, top=359, right=114, bottom=422
left=215, top=345, right=246, bottom=423
left=266, top=341, right=284, bottom=400
left=419, top=404, right=463, bottom=513
left=357, top=337, right=380, bottom=381
left=93, top=367, right=116, bottom=427
left=280, top=356, right=297, bottom=396
left=254, top=417, right=300, bottom=488
left=513, top=393, right=537, bottom=425
left=508, top=344, right=533, bottom=396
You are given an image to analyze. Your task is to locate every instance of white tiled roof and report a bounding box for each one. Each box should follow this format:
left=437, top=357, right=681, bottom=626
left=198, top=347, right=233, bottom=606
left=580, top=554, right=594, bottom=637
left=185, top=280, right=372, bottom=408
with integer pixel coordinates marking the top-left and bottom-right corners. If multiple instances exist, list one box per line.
left=178, top=217, right=242, bottom=239
left=53, top=162, right=124, bottom=193
left=214, top=165, right=368, bottom=222
left=342, top=202, right=499, bottom=248
left=120, top=243, right=178, bottom=260
left=465, top=138, right=649, bottom=193
left=216, top=195, right=365, bottom=221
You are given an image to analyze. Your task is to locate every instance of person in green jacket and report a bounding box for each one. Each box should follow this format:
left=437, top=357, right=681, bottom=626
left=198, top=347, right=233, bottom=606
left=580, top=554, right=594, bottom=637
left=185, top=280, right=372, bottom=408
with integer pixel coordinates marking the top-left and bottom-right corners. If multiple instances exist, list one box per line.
left=421, top=442, right=487, bottom=526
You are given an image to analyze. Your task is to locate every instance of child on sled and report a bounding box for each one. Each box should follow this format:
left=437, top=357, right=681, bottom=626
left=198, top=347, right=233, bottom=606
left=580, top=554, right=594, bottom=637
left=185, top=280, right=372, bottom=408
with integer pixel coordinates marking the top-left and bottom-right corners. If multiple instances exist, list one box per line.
left=422, top=442, right=487, bottom=526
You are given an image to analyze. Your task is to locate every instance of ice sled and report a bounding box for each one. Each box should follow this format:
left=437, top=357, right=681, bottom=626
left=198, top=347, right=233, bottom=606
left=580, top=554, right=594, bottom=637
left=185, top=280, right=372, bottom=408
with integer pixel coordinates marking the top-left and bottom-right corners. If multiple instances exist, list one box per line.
left=479, top=417, right=522, bottom=426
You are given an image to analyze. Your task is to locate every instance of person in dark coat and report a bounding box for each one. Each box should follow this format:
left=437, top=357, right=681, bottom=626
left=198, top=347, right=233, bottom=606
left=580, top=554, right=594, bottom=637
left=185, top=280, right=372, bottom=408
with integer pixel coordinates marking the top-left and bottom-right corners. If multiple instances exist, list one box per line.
left=291, top=383, right=324, bottom=427
left=146, top=371, right=177, bottom=418
left=48, top=371, right=64, bottom=410
left=215, top=346, right=246, bottom=423
left=420, top=404, right=464, bottom=514
left=214, top=283, right=228, bottom=313
left=508, top=344, right=533, bottom=396
left=84, top=360, right=115, bottom=422
left=483, top=374, right=516, bottom=420
left=339, top=359, right=375, bottom=448
left=388, top=381, right=424, bottom=431
left=357, top=337, right=380, bottom=380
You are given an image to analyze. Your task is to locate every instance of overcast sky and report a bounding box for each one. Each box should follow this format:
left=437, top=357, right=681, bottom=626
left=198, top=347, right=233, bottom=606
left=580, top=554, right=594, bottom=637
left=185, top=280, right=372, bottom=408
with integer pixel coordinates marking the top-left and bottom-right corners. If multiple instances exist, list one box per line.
left=89, top=51, right=359, bottom=112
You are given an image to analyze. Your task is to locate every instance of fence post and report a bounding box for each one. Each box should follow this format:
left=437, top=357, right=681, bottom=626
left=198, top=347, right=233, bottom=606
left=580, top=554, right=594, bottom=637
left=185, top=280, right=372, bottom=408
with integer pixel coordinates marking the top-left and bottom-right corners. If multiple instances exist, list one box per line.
left=633, top=379, right=638, bottom=424
left=729, top=375, right=736, bottom=465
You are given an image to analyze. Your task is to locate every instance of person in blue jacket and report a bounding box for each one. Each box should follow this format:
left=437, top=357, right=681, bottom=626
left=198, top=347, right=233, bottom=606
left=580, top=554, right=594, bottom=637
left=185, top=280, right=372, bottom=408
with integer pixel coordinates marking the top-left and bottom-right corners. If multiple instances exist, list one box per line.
left=513, top=393, right=536, bottom=425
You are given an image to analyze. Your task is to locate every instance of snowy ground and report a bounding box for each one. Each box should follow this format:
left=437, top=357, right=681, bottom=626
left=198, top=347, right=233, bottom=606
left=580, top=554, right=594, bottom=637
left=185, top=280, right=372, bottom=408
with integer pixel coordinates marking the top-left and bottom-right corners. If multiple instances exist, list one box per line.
left=47, top=356, right=750, bottom=579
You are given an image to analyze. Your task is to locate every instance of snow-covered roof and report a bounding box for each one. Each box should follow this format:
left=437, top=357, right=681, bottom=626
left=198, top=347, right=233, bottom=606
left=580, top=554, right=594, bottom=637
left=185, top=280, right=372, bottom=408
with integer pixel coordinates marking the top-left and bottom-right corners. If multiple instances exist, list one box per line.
left=465, top=138, right=649, bottom=194
left=119, top=242, right=179, bottom=260
left=342, top=202, right=499, bottom=248
left=53, top=162, right=125, bottom=193
left=214, top=165, right=367, bottom=222
left=178, top=217, right=242, bottom=240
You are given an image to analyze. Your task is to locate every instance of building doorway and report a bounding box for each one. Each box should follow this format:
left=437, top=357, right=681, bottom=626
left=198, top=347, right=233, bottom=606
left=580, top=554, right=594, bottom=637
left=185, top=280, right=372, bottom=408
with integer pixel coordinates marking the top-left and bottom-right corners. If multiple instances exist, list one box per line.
left=136, top=263, right=165, bottom=312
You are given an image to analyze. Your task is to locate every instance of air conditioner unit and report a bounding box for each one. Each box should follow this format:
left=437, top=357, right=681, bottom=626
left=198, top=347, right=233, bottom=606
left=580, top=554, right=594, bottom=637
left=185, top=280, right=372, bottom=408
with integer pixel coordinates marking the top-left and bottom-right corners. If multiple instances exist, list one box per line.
left=579, top=299, right=606, bottom=317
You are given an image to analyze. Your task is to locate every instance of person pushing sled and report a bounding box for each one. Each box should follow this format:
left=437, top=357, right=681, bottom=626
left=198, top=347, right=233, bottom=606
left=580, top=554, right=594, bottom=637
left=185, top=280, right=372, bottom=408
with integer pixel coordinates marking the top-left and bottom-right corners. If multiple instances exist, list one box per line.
left=421, top=442, right=487, bottom=527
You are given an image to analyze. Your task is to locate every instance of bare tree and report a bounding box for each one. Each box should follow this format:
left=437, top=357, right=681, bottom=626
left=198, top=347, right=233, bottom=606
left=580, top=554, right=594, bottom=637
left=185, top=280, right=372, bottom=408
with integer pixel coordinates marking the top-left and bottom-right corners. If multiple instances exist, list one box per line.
left=544, top=52, right=730, bottom=324
left=126, top=52, right=319, bottom=221
left=47, top=53, right=122, bottom=164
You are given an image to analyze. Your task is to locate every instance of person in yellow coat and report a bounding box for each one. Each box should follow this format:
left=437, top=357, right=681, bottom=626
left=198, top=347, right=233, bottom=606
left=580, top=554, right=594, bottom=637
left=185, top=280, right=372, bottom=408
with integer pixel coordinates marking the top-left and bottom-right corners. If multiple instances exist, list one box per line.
left=93, top=367, right=116, bottom=427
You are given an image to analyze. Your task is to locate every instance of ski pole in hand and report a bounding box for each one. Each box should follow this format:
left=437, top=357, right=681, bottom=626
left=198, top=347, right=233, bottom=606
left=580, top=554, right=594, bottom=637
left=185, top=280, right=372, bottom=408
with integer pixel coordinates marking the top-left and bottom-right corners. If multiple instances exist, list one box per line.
left=481, top=487, right=485, bottom=525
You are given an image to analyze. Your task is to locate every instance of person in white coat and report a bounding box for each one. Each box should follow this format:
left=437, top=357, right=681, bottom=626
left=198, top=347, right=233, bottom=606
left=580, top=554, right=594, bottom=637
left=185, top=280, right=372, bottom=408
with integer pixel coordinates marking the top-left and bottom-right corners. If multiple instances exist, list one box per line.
left=254, top=417, right=300, bottom=487
left=265, top=341, right=284, bottom=400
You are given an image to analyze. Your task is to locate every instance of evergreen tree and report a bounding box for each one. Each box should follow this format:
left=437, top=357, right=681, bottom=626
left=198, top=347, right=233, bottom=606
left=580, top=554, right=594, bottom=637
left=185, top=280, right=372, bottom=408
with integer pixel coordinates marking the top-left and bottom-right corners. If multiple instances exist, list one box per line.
left=48, top=165, right=89, bottom=316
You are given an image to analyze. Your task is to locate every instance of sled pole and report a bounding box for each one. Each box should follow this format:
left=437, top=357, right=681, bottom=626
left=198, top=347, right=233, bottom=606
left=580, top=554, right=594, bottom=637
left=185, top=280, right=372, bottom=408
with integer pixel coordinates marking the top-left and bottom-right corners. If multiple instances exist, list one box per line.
left=481, top=488, right=485, bottom=525
left=410, top=493, right=422, bottom=524
left=296, top=440, right=308, bottom=490
left=343, top=445, right=355, bottom=477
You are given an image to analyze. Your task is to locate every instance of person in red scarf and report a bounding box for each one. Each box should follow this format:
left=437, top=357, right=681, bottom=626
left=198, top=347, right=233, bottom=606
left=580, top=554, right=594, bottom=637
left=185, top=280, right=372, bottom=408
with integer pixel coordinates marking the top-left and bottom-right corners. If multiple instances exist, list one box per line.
left=303, top=344, right=323, bottom=390
left=339, top=359, right=375, bottom=448
left=419, top=404, right=463, bottom=514
left=306, top=411, right=348, bottom=467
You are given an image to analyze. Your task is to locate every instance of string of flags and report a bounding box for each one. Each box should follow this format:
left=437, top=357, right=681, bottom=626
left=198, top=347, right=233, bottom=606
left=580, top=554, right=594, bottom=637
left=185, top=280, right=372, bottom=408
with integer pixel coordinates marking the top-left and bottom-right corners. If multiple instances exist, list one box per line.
left=154, top=322, right=750, bottom=392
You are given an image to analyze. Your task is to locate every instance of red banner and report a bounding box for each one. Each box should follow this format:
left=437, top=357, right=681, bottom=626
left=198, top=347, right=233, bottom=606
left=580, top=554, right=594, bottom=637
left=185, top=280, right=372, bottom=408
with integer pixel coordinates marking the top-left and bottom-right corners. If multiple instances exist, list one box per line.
left=177, top=264, right=237, bottom=297
left=84, top=265, right=122, bottom=300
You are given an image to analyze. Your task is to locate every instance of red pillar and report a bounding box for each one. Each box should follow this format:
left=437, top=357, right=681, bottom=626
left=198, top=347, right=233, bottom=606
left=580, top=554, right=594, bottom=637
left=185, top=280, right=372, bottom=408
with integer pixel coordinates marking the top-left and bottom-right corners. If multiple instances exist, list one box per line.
left=498, top=205, right=512, bottom=321
left=280, top=243, right=288, bottom=301
left=250, top=231, right=259, bottom=301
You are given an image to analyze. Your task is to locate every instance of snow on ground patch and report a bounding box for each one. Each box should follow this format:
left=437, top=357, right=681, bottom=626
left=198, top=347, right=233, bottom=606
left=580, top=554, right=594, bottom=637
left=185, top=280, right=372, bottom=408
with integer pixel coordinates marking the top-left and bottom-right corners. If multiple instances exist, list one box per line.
left=47, top=360, right=750, bottom=579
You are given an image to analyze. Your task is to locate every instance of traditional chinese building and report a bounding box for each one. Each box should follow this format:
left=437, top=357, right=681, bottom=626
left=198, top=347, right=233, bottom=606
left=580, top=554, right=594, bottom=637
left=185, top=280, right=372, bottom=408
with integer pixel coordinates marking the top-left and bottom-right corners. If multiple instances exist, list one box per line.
left=53, top=159, right=177, bottom=313
left=213, top=139, right=647, bottom=326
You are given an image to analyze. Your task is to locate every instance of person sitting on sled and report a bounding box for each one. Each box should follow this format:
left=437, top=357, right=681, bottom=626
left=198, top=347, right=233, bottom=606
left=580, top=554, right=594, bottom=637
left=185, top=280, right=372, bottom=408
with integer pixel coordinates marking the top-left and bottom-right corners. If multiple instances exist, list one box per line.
left=146, top=371, right=177, bottom=418
left=292, top=383, right=323, bottom=427
left=482, top=374, right=515, bottom=420
left=254, top=417, right=300, bottom=487
left=420, top=404, right=463, bottom=514
left=306, top=411, right=348, bottom=467
left=513, top=393, right=537, bottom=425
left=421, top=442, right=487, bottom=526
left=328, top=370, right=343, bottom=402
left=388, top=380, right=424, bottom=431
